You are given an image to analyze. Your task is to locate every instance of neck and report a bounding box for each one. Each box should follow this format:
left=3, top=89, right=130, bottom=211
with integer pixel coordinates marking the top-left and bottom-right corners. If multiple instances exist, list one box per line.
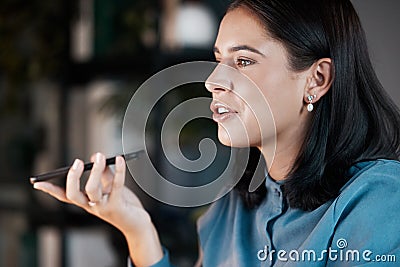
left=259, top=123, right=309, bottom=181
left=259, top=144, right=298, bottom=181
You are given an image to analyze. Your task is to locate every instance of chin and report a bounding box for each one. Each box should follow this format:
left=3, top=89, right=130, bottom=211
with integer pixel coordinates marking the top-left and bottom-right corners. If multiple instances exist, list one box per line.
left=217, top=128, right=232, bottom=147
left=217, top=125, right=256, bottom=148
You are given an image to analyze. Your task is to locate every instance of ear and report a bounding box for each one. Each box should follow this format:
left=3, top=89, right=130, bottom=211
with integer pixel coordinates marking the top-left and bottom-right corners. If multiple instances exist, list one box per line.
left=304, top=58, right=333, bottom=104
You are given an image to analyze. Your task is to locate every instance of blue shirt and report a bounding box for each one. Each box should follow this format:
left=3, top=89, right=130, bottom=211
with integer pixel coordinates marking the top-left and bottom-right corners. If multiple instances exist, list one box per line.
left=142, top=159, right=400, bottom=266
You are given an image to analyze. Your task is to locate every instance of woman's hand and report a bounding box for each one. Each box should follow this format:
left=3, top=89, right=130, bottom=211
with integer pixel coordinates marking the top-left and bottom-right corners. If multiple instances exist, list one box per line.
left=33, top=153, right=164, bottom=267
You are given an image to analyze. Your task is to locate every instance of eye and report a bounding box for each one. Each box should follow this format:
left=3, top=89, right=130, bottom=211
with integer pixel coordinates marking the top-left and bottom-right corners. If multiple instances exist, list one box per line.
left=236, top=58, right=255, bottom=68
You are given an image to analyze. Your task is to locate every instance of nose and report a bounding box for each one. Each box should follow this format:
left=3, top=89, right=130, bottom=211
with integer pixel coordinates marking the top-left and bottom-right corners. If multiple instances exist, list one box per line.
left=205, top=63, right=233, bottom=93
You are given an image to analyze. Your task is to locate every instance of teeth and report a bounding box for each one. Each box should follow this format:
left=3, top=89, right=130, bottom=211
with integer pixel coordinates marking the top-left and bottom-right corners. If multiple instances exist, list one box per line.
left=217, top=107, right=230, bottom=114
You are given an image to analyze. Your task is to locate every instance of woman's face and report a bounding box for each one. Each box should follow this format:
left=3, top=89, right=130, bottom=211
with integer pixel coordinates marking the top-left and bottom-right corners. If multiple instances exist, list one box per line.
left=206, top=7, right=310, bottom=152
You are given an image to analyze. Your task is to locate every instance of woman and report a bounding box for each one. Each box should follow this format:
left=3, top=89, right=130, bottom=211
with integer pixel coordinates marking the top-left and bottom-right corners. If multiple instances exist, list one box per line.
left=34, top=0, right=400, bottom=266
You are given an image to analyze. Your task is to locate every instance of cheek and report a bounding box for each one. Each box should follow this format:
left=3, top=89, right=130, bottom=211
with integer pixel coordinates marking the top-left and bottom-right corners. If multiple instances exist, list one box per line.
left=215, top=68, right=304, bottom=147
left=256, top=75, right=305, bottom=132
left=216, top=99, right=277, bottom=148
left=224, top=78, right=278, bottom=146
left=242, top=101, right=275, bottom=146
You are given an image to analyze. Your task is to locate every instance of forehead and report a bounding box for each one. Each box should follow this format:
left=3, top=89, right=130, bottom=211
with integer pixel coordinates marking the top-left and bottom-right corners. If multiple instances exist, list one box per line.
left=216, top=7, right=271, bottom=48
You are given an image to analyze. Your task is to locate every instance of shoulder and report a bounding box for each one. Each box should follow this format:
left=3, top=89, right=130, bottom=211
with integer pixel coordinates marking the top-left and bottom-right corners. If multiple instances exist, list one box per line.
left=332, top=158, right=400, bottom=226
left=338, top=159, right=400, bottom=198
left=329, top=159, right=400, bottom=255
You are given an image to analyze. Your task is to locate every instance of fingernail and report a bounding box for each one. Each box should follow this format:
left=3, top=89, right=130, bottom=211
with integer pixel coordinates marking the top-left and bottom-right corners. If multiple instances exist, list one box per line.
left=72, top=159, right=80, bottom=170
left=33, top=183, right=45, bottom=190
left=116, top=156, right=122, bottom=166
left=116, top=156, right=124, bottom=167
left=95, top=153, right=102, bottom=163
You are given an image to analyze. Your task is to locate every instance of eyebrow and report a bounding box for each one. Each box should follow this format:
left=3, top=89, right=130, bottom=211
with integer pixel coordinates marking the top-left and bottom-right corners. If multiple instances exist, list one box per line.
left=213, top=45, right=265, bottom=57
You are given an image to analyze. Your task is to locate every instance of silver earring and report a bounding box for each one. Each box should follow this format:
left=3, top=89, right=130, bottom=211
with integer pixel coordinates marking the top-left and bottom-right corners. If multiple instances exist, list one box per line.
left=307, top=94, right=316, bottom=112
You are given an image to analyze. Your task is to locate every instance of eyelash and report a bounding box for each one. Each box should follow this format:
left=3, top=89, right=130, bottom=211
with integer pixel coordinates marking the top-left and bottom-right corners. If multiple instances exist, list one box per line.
left=213, top=58, right=256, bottom=68
left=235, top=58, right=255, bottom=68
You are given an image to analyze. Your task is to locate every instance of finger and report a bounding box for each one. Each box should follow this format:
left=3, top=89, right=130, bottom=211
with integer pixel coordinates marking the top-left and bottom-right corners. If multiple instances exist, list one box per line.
left=65, top=159, right=88, bottom=206
left=33, top=182, right=70, bottom=203
left=85, top=153, right=105, bottom=203
left=89, top=153, right=117, bottom=194
left=101, top=167, right=114, bottom=195
left=110, top=156, right=126, bottom=197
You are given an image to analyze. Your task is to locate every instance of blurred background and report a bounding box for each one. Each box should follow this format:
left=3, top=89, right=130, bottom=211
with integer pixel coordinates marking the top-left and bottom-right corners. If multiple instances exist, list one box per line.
left=0, top=0, right=399, bottom=266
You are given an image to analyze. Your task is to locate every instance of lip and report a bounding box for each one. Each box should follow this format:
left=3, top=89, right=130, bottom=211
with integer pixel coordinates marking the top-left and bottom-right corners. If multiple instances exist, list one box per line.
left=210, top=101, right=238, bottom=123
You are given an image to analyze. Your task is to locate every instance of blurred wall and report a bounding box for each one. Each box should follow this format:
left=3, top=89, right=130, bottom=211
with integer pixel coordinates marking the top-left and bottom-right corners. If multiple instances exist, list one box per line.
left=353, top=0, right=400, bottom=107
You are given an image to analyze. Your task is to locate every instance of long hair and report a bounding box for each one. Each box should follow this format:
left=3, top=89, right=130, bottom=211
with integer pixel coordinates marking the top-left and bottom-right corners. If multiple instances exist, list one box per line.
left=230, top=0, right=400, bottom=210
